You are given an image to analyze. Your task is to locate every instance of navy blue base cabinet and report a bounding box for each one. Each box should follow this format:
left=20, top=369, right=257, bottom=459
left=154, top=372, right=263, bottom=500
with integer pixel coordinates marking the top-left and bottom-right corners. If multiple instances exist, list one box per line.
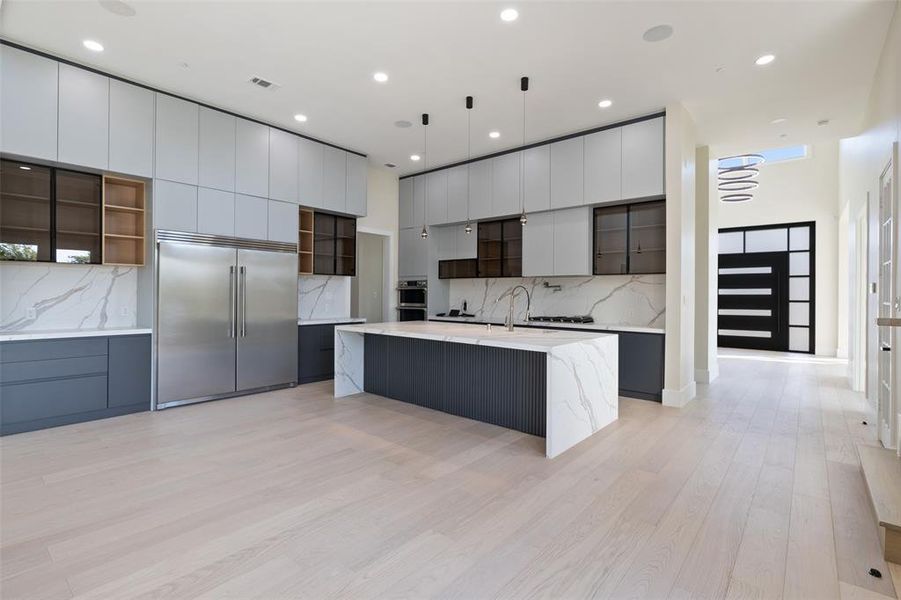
left=297, top=323, right=361, bottom=384
left=0, top=334, right=151, bottom=435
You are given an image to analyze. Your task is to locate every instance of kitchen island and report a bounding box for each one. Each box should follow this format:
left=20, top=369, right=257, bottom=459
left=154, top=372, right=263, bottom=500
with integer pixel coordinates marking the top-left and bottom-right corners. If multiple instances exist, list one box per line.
left=334, top=321, right=618, bottom=458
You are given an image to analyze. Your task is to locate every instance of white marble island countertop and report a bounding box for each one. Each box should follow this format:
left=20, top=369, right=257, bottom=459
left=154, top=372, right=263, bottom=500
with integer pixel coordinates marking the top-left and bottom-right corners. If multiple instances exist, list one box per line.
left=298, top=317, right=366, bottom=326
left=429, top=315, right=664, bottom=335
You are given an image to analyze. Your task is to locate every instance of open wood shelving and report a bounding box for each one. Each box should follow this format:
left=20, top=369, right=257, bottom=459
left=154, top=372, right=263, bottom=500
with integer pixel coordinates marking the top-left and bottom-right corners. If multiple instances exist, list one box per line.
left=102, top=176, right=146, bottom=266
left=298, top=207, right=314, bottom=275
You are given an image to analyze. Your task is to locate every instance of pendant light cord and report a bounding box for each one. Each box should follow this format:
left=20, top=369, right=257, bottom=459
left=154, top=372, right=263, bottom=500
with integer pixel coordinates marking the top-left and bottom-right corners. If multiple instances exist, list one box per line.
left=521, top=85, right=526, bottom=213
left=467, top=103, right=471, bottom=223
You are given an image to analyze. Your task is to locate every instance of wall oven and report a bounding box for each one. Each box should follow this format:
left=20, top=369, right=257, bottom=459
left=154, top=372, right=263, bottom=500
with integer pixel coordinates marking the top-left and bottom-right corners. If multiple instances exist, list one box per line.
left=396, top=280, right=427, bottom=321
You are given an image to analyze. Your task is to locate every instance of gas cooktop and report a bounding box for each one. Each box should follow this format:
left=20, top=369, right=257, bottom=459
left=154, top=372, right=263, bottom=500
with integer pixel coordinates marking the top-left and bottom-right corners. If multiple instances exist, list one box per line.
left=528, top=315, right=595, bottom=324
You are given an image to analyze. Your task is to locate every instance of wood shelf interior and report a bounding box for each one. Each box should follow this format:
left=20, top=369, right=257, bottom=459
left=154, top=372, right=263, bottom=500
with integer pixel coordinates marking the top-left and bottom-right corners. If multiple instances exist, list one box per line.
left=298, top=208, right=315, bottom=275
left=103, top=176, right=146, bottom=266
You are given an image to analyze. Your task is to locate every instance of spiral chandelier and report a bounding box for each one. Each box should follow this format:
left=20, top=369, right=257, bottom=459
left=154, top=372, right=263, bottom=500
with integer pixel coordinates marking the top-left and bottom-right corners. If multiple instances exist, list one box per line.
left=718, top=153, right=765, bottom=202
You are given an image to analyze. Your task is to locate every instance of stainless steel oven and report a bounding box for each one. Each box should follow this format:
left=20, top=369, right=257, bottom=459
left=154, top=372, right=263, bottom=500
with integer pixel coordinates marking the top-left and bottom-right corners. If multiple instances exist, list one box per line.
left=397, top=280, right=427, bottom=321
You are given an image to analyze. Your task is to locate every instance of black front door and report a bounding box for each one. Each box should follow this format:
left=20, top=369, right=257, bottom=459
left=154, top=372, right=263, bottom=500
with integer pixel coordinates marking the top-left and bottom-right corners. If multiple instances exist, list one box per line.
left=718, top=252, right=789, bottom=351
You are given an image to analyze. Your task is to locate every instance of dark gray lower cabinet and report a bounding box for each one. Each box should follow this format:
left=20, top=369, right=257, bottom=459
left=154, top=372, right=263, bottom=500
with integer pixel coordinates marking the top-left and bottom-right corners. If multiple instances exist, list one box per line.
left=297, top=323, right=357, bottom=384
left=0, top=334, right=151, bottom=435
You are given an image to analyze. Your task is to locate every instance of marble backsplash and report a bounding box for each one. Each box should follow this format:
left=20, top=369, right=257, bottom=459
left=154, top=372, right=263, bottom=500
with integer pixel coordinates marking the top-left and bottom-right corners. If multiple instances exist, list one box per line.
left=298, top=275, right=351, bottom=320
left=0, top=263, right=138, bottom=332
left=448, top=275, right=665, bottom=329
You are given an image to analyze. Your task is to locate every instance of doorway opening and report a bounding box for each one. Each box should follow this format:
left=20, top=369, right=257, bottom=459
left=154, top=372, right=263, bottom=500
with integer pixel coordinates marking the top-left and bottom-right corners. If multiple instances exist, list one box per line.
left=351, top=231, right=389, bottom=324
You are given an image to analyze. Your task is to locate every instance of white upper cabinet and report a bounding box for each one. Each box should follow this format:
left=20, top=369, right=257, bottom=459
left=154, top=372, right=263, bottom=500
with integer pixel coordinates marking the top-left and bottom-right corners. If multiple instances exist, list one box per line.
left=522, top=210, right=555, bottom=276
left=398, top=226, right=427, bottom=280
left=109, top=80, right=154, bottom=177
left=435, top=225, right=456, bottom=260
left=550, top=137, right=584, bottom=209
left=1, top=45, right=58, bottom=161
left=298, top=137, right=324, bottom=209
left=198, top=107, right=236, bottom=192
left=523, top=146, right=550, bottom=213
left=399, top=177, right=415, bottom=229
left=446, top=166, right=469, bottom=224
left=197, top=187, right=235, bottom=237
left=154, top=179, right=198, bottom=233
left=468, top=160, right=492, bottom=220
left=58, top=65, right=109, bottom=170
left=235, top=119, right=269, bottom=197
left=322, top=146, right=346, bottom=213
left=622, top=116, right=664, bottom=200
left=455, top=225, right=477, bottom=259
left=584, top=127, right=621, bottom=205
left=267, top=199, right=299, bottom=244
left=412, top=175, right=426, bottom=226
left=268, top=128, right=299, bottom=203
left=553, top=206, right=592, bottom=276
left=491, top=152, right=521, bottom=218
left=155, top=94, right=198, bottom=185
left=234, top=193, right=269, bottom=240
left=345, top=153, right=368, bottom=216
left=426, top=170, right=448, bottom=225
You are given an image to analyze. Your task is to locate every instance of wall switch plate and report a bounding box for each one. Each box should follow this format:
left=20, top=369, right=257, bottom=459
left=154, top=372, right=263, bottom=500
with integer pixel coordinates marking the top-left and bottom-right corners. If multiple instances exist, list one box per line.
left=26, top=307, right=37, bottom=320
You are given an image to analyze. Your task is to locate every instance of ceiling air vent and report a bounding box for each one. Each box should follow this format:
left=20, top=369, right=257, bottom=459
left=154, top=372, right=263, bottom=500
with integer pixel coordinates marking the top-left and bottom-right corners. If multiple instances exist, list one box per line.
left=249, top=76, right=281, bottom=91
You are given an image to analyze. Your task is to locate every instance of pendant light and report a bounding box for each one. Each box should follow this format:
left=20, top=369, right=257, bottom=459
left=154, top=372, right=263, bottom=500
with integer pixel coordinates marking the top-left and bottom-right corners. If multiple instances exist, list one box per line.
left=420, top=113, right=430, bottom=239
left=464, top=96, right=474, bottom=235
left=519, top=76, right=529, bottom=226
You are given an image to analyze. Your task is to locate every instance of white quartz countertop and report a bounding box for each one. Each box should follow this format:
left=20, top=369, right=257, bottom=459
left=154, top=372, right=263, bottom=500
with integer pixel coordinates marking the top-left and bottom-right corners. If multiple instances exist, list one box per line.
left=298, top=317, right=366, bottom=326
left=429, top=316, right=664, bottom=335
left=336, top=321, right=615, bottom=353
left=0, top=328, right=152, bottom=342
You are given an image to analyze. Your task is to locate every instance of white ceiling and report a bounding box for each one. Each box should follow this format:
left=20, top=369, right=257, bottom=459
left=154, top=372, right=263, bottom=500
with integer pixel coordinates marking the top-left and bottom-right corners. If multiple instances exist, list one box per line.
left=0, top=1, right=895, bottom=175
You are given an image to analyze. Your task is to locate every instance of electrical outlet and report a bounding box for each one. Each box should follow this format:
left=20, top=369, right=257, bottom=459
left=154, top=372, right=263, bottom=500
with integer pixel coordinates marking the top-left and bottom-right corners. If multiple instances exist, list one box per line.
left=26, top=307, right=36, bottom=320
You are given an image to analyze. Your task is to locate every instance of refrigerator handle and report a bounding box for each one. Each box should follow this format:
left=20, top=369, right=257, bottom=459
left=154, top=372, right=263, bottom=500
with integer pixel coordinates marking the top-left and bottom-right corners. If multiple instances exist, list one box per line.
left=240, top=265, right=247, bottom=337
left=228, top=265, right=236, bottom=338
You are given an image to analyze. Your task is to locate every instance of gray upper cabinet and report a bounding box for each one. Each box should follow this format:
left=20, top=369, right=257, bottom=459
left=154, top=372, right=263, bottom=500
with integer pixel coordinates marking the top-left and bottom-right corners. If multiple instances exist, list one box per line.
left=267, top=199, right=299, bottom=244
left=197, top=187, right=235, bottom=237
left=57, top=65, right=109, bottom=170
left=523, top=146, right=550, bottom=213
left=468, top=160, right=492, bottom=220
left=155, top=94, right=199, bottom=185
left=491, top=152, right=521, bottom=218
left=399, top=178, right=415, bottom=229
left=322, top=146, right=346, bottom=213
left=345, top=153, right=367, bottom=216
left=109, top=80, right=154, bottom=177
left=426, top=170, right=448, bottom=225
left=298, top=137, right=324, bottom=209
left=435, top=225, right=456, bottom=260
left=522, top=210, right=554, bottom=276
left=268, top=128, right=299, bottom=203
left=412, top=175, right=426, bottom=227
left=553, top=207, right=592, bottom=276
left=446, top=166, right=469, bottom=224
left=1, top=45, right=58, bottom=161
left=622, top=117, right=664, bottom=200
left=398, top=227, right=427, bottom=280
left=154, top=179, right=198, bottom=232
left=584, top=127, right=621, bottom=205
left=198, top=108, right=236, bottom=192
left=455, top=225, right=477, bottom=259
left=236, top=119, right=270, bottom=197
left=235, top=194, right=268, bottom=240
left=550, top=137, right=584, bottom=209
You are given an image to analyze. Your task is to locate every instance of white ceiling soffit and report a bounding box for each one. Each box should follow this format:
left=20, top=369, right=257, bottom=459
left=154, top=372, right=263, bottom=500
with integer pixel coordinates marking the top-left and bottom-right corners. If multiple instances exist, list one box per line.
left=0, top=0, right=894, bottom=175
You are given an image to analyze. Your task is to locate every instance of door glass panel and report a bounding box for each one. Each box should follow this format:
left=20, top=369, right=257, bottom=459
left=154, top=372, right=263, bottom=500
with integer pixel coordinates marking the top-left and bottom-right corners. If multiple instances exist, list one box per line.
left=719, top=266, right=772, bottom=275
left=55, top=170, right=102, bottom=264
left=789, top=226, right=810, bottom=250
left=718, top=329, right=772, bottom=338
left=718, top=309, right=772, bottom=316
left=0, top=160, right=52, bottom=261
left=718, top=288, right=771, bottom=295
left=718, top=231, right=744, bottom=254
left=789, top=302, right=810, bottom=326
left=789, top=252, right=810, bottom=275
left=745, top=228, right=787, bottom=252
left=789, top=277, right=810, bottom=301
left=789, top=327, right=809, bottom=351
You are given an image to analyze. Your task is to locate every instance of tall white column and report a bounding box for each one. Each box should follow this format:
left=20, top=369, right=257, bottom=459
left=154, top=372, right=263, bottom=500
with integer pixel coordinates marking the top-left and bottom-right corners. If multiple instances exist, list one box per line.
left=694, top=145, right=719, bottom=384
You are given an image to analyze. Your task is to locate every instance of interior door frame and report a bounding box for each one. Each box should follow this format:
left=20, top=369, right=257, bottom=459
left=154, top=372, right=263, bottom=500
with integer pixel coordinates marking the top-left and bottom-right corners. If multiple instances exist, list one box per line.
left=877, top=154, right=897, bottom=450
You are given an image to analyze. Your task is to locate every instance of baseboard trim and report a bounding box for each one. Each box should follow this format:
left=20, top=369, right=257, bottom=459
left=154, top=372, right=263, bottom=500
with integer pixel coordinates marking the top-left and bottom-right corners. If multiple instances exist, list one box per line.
left=695, top=365, right=719, bottom=384
left=662, top=381, right=697, bottom=408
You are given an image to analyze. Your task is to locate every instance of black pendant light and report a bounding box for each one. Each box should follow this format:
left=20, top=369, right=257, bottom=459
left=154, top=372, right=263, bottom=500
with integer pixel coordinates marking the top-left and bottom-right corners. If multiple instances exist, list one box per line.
left=464, top=96, right=474, bottom=235
left=519, top=76, right=529, bottom=226
left=420, top=113, right=430, bottom=239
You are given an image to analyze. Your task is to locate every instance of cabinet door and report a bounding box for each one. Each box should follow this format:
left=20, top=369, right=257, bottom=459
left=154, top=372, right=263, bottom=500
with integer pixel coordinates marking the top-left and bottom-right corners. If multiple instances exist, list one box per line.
left=198, top=107, right=236, bottom=192
left=345, top=153, right=367, bottom=216
left=435, top=226, right=456, bottom=260
left=108, top=335, right=151, bottom=408
left=628, top=200, right=666, bottom=274
left=398, top=178, right=415, bottom=229
left=298, top=138, right=324, bottom=209
left=58, top=64, right=109, bottom=170
left=553, top=207, right=592, bottom=276
left=522, top=210, right=554, bottom=276
left=322, top=146, right=346, bottom=213
left=155, top=94, right=198, bottom=185
left=1, top=46, right=58, bottom=161
left=426, top=170, right=448, bottom=225
left=523, top=146, right=550, bottom=213
left=268, top=199, right=299, bottom=244
left=491, top=152, right=521, bottom=218
left=468, top=160, right=492, bottom=220
left=550, top=137, right=584, bottom=209
left=234, top=194, right=268, bottom=240
left=109, top=80, right=154, bottom=177
left=269, top=128, right=299, bottom=203
left=446, top=166, right=469, bottom=224
left=584, top=127, right=621, bottom=205
left=411, top=175, right=426, bottom=227
left=455, top=225, right=477, bottom=259
left=398, top=227, right=426, bottom=279
left=197, top=187, right=235, bottom=236
left=235, top=119, right=269, bottom=197
left=622, top=117, right=664, bottom=200
left=154, top=179, right=197, bottom=232
left=593, top=204, right=628, bottom=275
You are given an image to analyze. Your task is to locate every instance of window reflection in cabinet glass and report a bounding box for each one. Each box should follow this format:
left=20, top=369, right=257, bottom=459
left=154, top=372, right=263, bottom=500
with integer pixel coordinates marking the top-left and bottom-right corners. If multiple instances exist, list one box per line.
left=55, top=169, right=102, bottom=264
left=0, top=160, right=52, bottom=261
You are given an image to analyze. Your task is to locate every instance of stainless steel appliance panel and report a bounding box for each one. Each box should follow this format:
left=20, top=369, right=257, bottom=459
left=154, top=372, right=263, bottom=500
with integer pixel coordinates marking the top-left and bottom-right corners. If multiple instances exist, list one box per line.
left=236, top=248, right=298, bottom=391
left=157, top=242, right=237, bottom=404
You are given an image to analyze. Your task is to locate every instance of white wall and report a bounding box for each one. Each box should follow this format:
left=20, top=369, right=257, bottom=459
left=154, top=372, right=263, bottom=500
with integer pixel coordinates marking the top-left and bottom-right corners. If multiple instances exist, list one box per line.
left=718, top=141, right=840, bottom=356
left=356, top=166, right=399, bottom=321
left=694, top=146, right=719, bottom=383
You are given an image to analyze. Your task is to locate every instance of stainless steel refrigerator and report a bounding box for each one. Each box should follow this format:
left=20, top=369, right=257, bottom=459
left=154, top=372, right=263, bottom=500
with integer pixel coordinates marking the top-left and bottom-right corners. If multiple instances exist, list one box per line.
left=155, top=231, right=298, bottom=409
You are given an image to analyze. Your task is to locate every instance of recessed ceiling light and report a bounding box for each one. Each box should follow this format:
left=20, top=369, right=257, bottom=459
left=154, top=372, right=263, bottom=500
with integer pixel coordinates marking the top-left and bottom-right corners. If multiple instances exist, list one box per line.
left=373, top=72, right=389, bottom=83
left=771, top=117, right=787, bottom=124
left=394, top=120, right=413, bottom=128
left=18, top=165, right=31, bottom=171
left=489, top=131, right=501, bottom=139
left=99, top=0, right=136, bottom=17
left=500, top=8, right=519, bottom=22
left=410, top=154, right=421, bottom=161
left=779, top=133, right=788, bottom=138
left=294, top=114, right=308, bottom=123
left=642, top=24, right=673, bottom=42
left=82, top=39, right=104, bottom=52
left=817, top=119, right=830, bottom=126
left=755, top=54, right=776, bottom=66
left=598, top=99, right=613, bottom=109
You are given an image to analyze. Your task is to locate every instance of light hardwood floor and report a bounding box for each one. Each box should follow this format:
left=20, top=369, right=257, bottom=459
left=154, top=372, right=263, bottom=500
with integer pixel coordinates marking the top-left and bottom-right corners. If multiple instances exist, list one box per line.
left=1, top=349, right=898, bottom=600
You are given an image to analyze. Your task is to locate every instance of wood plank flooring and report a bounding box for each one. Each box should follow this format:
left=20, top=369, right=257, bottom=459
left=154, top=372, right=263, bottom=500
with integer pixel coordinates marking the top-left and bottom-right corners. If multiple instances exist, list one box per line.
left=1, top=349, right=898, bottom=599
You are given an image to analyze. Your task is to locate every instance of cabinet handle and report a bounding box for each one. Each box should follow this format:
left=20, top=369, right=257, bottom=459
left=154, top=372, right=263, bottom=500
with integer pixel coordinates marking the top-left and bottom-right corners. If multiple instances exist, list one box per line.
left=228, top=265, right=236, bottom=338
left=240, top=266, right=247, bottom=337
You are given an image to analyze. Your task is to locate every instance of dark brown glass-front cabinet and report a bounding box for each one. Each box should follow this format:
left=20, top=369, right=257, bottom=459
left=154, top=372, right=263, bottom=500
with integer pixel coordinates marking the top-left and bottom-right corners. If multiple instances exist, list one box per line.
left=477, top=218, right=522, bottom=278
left=594, top=200, right=665, bottom=275
left=313, top=212, right=356, bottom=276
